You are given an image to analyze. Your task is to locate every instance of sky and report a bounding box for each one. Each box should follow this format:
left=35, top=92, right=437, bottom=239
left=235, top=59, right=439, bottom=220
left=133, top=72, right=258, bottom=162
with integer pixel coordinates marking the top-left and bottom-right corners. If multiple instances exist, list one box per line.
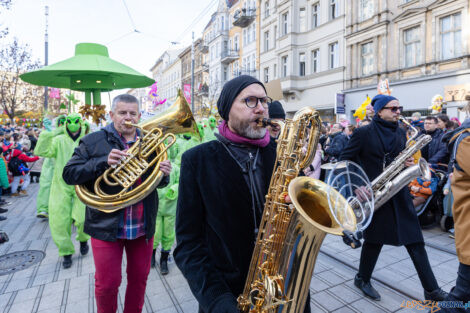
left=1, top=0, right=217, bottom=78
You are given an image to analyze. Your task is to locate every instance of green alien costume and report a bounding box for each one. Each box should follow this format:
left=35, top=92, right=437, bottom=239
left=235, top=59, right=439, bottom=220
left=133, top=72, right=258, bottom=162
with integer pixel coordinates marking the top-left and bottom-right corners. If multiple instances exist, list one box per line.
left=36, top=115, right=67, bottom=216
left=35, top=113, right=90, bottom=256
left=154, top=163, right=180, bottom=251
left=201, top=118, right=217, bottom=142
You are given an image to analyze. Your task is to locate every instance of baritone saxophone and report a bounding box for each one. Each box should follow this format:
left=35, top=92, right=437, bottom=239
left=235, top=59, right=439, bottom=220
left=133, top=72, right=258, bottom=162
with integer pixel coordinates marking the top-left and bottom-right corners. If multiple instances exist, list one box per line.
left=238, top=108, right=358, bottom=313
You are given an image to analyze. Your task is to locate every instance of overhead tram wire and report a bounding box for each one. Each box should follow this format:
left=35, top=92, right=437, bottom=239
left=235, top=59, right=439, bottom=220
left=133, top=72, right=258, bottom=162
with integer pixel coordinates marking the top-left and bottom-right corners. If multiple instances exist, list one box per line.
left=173, top=0, right=218, bottom=44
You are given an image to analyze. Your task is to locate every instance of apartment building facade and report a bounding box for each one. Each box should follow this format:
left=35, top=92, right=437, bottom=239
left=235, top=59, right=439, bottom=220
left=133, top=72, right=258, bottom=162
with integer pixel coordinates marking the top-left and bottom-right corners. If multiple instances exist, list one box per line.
left=259, top=0, right=346, bottom=122
left=343, top=0, right=470, bottom=120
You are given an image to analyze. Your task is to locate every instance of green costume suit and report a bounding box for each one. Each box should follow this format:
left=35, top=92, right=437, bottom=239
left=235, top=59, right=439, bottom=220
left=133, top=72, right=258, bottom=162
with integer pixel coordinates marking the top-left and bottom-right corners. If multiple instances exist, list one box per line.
left=35, top=115, right=90, bottom=256
left=201, top=118, right=217, bottom=142
left=36, top=116, right=65, bottom=215
left=154, top=163, right=180, bottom=251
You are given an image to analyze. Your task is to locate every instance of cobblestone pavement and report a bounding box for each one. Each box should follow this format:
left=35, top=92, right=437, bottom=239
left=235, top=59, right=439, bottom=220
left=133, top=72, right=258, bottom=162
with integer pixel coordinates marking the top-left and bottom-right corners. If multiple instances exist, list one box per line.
left=0, top=183, right=458, bottom=312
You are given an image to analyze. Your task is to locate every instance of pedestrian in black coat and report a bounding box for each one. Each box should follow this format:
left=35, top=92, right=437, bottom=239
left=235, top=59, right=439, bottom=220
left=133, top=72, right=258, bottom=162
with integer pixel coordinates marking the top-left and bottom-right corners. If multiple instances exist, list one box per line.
left=325, top=123, right=348, bottom=162
left=340, top=94, right=447, bottom=302
left=421, top=116, right=449, bottom=169
left=174, top=75, right=311, bottom=313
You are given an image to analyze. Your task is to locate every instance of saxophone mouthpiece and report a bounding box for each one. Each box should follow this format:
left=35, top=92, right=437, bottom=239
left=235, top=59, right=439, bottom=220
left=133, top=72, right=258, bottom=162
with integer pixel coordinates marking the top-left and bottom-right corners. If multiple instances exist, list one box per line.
left=256, top=118, right=275, bottom=127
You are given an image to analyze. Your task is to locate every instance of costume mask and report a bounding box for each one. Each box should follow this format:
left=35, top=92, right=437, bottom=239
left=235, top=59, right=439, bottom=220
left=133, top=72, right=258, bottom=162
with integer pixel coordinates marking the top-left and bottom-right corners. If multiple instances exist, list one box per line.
left=66, top=113, right=82, bottom=133
left=197, top=122, right=205, bottom=138
left=209, top=116, right=217, bottom=129
left=57, top=115, right=67, bottom=127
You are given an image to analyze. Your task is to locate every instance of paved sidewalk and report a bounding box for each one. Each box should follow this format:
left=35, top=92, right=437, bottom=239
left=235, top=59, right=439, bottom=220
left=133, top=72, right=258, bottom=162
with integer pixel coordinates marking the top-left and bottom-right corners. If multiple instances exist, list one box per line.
left=0, top=183, right=459, bottom=312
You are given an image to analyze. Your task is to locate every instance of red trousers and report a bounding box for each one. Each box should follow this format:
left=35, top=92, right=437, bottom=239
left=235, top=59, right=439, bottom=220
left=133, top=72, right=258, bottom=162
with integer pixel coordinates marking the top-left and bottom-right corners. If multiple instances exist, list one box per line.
left=91, top=236, right=154, bottom=313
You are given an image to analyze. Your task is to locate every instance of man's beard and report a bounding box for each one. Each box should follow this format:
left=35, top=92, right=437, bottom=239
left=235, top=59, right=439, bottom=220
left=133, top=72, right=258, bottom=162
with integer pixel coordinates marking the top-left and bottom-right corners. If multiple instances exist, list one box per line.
left=230, top=118, right=266, bottom=139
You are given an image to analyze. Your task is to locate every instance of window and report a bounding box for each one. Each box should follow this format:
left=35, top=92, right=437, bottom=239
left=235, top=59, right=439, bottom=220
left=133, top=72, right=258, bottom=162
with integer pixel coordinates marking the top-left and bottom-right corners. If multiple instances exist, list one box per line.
left=299, top=8, right=307, bottom=32
left=282, top=12, right=288, bottom=35
left=440, top=13, right=462, bottom=60
left=360, top=0, right=374, bottom=21
left=264, top=67, right=269, bottom=83
left=312, top=3, right=319, bottom=29
left=221, top=16, right=225, bottom=30
left=404, top=27, right=421, bottom=67
left=329, top=42, right=338, bottom=69
left=247, top=26, right=251, bottom=43
left=243, top=29, right=247, bottom=45
left=251, top=54, right=255, bottom=71
left=274, top=25, right=278, bottom=39
left=251, top=24, right=256, bottom=41
left=282, top=55, right=288, bottom=77
left=274, top=64, right=277, bottom=78
left=265, top=1, right=270, bottom=18
left=234, top=35, right=239, bottom=51
left=223, top=66, right=228, bottom=82
left=329, top=0, right=338, bottom=20
left=264, top=31, right=270, bottom=52
left=361, top=42, right=374, bottom=75
left=311, top=49, right=319, bottom=73
left=299, top=53, right=306, bottom=76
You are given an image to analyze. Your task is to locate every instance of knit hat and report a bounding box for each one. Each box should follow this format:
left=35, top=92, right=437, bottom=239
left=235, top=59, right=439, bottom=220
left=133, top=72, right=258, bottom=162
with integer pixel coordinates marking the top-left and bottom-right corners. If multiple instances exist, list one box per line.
left=268, top=101, right=286, bottom=119
left=217, top=75, right=266, bottom=121
left=371, top=94, right=397, bottom=112
left=412, top=112, right=421, bottom=119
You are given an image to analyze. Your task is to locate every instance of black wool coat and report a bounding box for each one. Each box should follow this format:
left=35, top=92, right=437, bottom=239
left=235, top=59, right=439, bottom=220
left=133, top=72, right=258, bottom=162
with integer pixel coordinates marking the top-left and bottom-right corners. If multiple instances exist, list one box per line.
left=339, top=122, right=424, bottom=246
left=174, top=138, right=277, bottom=313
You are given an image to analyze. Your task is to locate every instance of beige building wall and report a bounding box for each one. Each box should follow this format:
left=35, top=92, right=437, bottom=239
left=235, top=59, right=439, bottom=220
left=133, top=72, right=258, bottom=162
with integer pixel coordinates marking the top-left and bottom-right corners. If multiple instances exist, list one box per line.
left=260, top=0, right=346, bottom=122
left=344, top=0, right=470, bottom=120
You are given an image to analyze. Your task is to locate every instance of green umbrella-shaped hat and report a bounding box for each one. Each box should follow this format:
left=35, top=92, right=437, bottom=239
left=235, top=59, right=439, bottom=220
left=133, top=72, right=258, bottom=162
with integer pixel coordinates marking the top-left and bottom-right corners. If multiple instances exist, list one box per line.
left=20, top=43, right=154, bottom=105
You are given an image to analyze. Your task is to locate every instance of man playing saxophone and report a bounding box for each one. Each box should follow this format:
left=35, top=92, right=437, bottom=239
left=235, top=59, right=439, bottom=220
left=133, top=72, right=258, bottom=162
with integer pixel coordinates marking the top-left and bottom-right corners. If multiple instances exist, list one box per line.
left=174, top=75, right=311, bottom=313
left=340, top=94, right=447, bottom=302
left=63, top=94, right=172, bottom=313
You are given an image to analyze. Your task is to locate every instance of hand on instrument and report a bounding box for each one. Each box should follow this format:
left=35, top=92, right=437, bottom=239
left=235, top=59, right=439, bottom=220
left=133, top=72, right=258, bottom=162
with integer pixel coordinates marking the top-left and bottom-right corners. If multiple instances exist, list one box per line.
left=405, top=157, right=415, bottom=167
left=158, top=160, right=172, bottom=176
left=354, top=186, right=371, bottom=202
left=107, top=149, right=128, bottom=167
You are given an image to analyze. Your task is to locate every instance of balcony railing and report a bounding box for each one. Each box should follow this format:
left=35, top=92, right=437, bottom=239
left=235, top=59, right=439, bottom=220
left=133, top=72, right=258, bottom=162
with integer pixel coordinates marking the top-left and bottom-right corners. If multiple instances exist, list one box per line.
left=221, top=49, right=239, bottom=64
left=233, top=8, right=256, bottom=28
left=202, top=63, right=209, bottom=72
left=200, top=44, right=208, bottom=53
left=233, top=69, right=257, bottom=78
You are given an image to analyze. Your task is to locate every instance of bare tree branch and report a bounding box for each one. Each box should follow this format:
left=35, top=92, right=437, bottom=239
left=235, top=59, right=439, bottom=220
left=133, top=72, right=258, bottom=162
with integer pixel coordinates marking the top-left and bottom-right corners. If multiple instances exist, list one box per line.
left=0, top=38, right=43, bottom=122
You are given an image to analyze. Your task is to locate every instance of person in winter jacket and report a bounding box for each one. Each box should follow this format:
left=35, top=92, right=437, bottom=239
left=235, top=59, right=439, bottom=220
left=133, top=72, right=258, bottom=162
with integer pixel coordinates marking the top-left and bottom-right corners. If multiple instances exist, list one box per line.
left=340, top=94, right=447, bottom=302
left=62, top=95, right=171, bottom=313
left=409, top=175, right=438, bottom=207
left=411, top=112, right=424, bottom=131
left=440, top=115, right=470, bottom=311
left=7, top=147, right=39, bottom=196
left=174, top=75, right=312, bottom=313
left=325, top=123, right=349, bottom=162
left=267, top=100, right=285, bottom=138
left=421, top=116, right=449, bottom=170
left=34, top=113, right=90, bottom=269
left=0, top=155, right=10, bottom=220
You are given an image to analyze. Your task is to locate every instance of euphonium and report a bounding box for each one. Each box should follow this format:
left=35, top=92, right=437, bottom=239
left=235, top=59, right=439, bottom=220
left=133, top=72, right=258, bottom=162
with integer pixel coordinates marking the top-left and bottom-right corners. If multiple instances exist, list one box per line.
left=238, top=108, right=357, bottom=313
left=75, top=89, right=199, bottom=213
left=371, top=116, right=432, bottom=210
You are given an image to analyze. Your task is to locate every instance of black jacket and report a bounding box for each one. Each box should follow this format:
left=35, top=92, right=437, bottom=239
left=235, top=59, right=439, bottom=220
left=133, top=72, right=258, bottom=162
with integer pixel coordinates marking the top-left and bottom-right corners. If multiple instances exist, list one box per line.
left=62, top=123, right=168, bottom=242
left=174, top=138, right=277, bottom=313
left=340, top=121, right=424, bottom=246
left=421, top=128, right=448, bottom=166
left=325, top=132, right=349, bottom=161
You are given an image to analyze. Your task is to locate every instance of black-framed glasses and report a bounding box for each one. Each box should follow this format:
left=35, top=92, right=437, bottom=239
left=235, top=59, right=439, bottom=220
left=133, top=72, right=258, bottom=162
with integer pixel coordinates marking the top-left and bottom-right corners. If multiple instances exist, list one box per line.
left=243, top=96, right=273, bottom=108
left=383, top=106, right=403, bottom=113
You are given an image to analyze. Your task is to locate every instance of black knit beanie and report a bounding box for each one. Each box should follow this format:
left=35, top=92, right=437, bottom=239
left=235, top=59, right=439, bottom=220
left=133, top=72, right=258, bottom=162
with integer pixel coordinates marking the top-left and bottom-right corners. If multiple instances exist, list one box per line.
left=269, top=101, right=285, bottom=119
left=217, top=75, right=266, bottom=121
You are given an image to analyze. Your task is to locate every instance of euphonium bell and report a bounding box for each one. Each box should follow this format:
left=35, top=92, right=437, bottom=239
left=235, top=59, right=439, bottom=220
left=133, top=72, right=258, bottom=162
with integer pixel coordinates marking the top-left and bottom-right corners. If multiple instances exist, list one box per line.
left=75, top=89, right=199, bottom=213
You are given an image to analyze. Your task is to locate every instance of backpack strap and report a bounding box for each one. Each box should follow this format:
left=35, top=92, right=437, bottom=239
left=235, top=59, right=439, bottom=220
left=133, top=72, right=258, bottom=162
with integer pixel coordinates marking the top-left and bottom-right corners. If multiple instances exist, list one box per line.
left=449, top=129, right=470, bottom=172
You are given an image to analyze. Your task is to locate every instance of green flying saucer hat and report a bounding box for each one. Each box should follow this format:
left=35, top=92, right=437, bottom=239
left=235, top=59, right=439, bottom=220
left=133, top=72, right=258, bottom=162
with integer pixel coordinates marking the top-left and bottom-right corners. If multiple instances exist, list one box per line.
left=20, top=43, right=154, bottom=105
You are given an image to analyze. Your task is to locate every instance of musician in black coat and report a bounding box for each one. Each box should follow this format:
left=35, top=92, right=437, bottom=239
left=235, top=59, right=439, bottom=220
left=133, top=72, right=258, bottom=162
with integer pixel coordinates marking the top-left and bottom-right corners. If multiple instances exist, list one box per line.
left=340, top=94, right=447, bottom=302
left=174, top=76, right=311, bottom=313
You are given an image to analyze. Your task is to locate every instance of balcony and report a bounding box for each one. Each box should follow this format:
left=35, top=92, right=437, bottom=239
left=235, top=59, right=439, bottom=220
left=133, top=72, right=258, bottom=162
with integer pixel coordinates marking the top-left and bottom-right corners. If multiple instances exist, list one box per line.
left=200, top=43, right=208, bottom=53
left=233, top=69, right=257, bottom=78
left=221, top=49, right=239, bottom=64
left=202, top=63, right=209, bottom=72
left=233, top=8, right=256, bottom=28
